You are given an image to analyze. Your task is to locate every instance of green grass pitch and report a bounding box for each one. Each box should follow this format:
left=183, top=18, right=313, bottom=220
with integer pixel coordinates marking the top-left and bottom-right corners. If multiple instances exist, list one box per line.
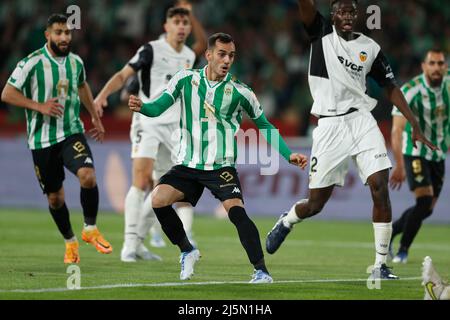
left=0, top=209, right=449, bottom=300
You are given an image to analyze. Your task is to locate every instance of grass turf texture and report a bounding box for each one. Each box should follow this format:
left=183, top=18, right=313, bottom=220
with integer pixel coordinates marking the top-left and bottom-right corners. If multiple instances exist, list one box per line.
left=0, top=209, right=449, bottom=300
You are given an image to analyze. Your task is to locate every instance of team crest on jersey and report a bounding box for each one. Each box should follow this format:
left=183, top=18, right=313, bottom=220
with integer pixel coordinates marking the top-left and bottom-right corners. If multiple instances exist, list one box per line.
left=359, top=51, right=368, bottom=62
left=224, top=87, right=232, bottom=96
left=191, top=80, right=199, bottom=87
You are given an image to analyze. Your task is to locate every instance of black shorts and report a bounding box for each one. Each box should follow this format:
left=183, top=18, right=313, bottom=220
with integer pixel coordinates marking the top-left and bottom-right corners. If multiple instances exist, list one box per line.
left=158, top=165, right=244, bottom=206
left=31, top=134, right=95, bottom=194
left=404, top=155, right=445, bottom=197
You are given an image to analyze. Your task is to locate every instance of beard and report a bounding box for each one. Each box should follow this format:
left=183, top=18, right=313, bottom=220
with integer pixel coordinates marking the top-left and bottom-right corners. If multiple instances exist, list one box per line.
left=429, top=73, right=443, bottom=87
left=50, top=40, right=71, bottom=57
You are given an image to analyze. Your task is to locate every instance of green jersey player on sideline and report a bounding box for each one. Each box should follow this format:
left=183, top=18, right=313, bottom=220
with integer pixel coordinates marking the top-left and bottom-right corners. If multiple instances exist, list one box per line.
left=1, top=14, right=112, bottom=264
left=128, top=33, right=308, bottom=283
left=389, top=49, right=449, bottom=263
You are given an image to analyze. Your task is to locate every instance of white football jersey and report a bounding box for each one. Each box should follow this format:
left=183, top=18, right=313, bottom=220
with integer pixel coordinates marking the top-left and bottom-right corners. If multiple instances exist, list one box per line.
left=305, top=13, right=397, bottom=117
left=128, top=38, right=196, bottom=124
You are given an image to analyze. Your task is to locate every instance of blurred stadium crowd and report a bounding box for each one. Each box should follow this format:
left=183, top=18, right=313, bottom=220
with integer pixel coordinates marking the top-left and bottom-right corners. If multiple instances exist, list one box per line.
left=0, top=0, right=448, bottom=136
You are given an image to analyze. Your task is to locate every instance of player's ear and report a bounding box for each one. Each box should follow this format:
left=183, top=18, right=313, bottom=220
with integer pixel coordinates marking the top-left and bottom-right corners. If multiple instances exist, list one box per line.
left=44, top=29, right=50, bottom=41
left=205, top=48, right=212, bottom=62
left=421, top=61, right=427, bottom=74
left=163, top=22, right=169, bottom=33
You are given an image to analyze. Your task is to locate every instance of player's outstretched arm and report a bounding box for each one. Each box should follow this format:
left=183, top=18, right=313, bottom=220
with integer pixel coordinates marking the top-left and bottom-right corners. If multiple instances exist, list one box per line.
left=94, top=65, right=136, bottom=117
left=1, top=84, right=64, bottom=117
left=252, top=113, right=308, bottom=170
left=386, top=84, right=437, bottom=151
left=297, top=0, right=317, bottom=27
left=79, top=82, right=105, bottom=142
left=389, top=115, right=407, bottom=190
left=128, top=92, right=175, bottom=118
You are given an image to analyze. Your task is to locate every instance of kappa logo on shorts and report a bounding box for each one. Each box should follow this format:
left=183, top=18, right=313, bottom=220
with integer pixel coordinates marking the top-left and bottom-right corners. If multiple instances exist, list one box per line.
left=232, top=187, right=241, bottom=194
left=84, top=157, right=93, bottom=164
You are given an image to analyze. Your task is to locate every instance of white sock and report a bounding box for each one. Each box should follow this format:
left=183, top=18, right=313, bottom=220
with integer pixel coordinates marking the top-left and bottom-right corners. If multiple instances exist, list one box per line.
left=65, top=236, right=77, bottom=243
left=177, top=205, right=194, bottom=236
left=83, top=224, right=97, bottom=231
left=137, top=191, right=158, bottom=240
left=124, top=186, right=144, bottom=248
left=373, top=222, right=392, bottom=268
left=284, top=199, right=306, bottom=227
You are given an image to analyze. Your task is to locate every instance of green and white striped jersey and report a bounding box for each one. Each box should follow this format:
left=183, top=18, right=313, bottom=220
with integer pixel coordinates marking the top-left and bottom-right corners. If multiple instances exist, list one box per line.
left=148, top=66, right=265, bottom=170
left=7, top=44, right=86, bottom=150
left=392, top=71, right=450, bottom=161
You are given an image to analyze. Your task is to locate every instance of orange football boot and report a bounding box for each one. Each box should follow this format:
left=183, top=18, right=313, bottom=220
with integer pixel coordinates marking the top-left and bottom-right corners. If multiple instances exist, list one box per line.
left=64, top=241, right=80, bottom=264
left=81, top=227, right=113, bottom=254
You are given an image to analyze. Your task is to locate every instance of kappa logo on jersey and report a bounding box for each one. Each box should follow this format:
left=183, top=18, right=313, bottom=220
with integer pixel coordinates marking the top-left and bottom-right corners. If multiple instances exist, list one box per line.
left=359, top=51, right=368, bottom=62
left=338, top=56, right=363, bottom=72
left=191, top=80, right=199, bottom=87
left=232, top=187, right=241, bottom=194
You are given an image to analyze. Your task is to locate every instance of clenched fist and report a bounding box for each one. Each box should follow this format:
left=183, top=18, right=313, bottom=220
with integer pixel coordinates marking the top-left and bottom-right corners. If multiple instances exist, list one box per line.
left=129, top=95, right=143, bottom=112
left=289, top=153, right=308, bottom=170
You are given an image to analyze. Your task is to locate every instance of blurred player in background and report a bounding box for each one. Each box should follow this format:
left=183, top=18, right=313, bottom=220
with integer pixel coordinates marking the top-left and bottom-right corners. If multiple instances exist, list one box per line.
left=265, top=0, right=436, bottom=279
left=94, top=1, right=207, bottom=262
left=1, top=14, right=112, bottom=263
left=422, top=256, right=450, bottom=300
left=390, top=49, right=449, bottom=263
left=128, top=33, right=308, bottom=282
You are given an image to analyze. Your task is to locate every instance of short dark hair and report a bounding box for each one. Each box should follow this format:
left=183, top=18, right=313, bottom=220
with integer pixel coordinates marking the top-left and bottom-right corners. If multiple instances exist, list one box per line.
left=166, top=7, right=190, bottom=20
left=330, top=0, right=357, bottom=7
left=424, top=48, right=447, bottom=61
left=47, top=14, right=68, bottom=28
left=208, top=33, right=234, bottom=49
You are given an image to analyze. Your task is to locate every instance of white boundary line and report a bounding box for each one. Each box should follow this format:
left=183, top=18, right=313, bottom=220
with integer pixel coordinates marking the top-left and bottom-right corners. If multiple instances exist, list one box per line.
left=0, top=277, right=422, bottom=294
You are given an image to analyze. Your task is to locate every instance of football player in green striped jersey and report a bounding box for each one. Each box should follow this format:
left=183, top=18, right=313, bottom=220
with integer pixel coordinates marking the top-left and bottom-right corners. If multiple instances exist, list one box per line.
left=390, top=49, right=449, bottom=263
left=1, top=14, right=112, bottom=263
left=129, top=33, right=307, bottom=282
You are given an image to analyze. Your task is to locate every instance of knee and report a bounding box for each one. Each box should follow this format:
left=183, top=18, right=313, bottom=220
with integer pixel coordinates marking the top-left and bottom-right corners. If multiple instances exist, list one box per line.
left=134, top=170, right=153, bottom=190
left=48, top=193, right=64, bottom=209
left=151, top=190, right=171, bottom=208
left=414, top=196, right=433, bottom=218
left=371, top=182, right=390, bottom=207
left=78, top=168, right=97, bottom=188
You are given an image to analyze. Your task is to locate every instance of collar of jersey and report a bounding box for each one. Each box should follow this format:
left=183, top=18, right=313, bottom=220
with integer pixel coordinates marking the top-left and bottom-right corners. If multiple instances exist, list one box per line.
left=43, top=44, right=67, bottom=66
left=200, top=66, right=231, bottom=88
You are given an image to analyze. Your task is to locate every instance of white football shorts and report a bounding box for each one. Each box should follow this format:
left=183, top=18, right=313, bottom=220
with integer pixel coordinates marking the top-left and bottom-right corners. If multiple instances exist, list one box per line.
left=130, top=113, right=179, bottom=180
left=309, top=110, right=392, bottom=189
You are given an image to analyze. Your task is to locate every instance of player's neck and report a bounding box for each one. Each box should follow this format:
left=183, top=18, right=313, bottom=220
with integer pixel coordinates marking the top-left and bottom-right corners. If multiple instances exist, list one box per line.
left=336, top=29, right=355, bottom=41
left=205, top=65, right=225, bottom=82
left=166, top=36, right=184, bottom=53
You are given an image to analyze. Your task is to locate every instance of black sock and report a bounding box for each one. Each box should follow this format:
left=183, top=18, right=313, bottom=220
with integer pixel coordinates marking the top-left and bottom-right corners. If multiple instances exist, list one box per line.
left=49, top=203, right=74, bottom=240
left=392, top=206, right=414, bottom=239
left=228, top=206, right=268, bottom=274
left=399, top=196, right=433, bottom=252
left=80, top=186, right=98, bottom=226
left=153, top=205, right=193, bottom=253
